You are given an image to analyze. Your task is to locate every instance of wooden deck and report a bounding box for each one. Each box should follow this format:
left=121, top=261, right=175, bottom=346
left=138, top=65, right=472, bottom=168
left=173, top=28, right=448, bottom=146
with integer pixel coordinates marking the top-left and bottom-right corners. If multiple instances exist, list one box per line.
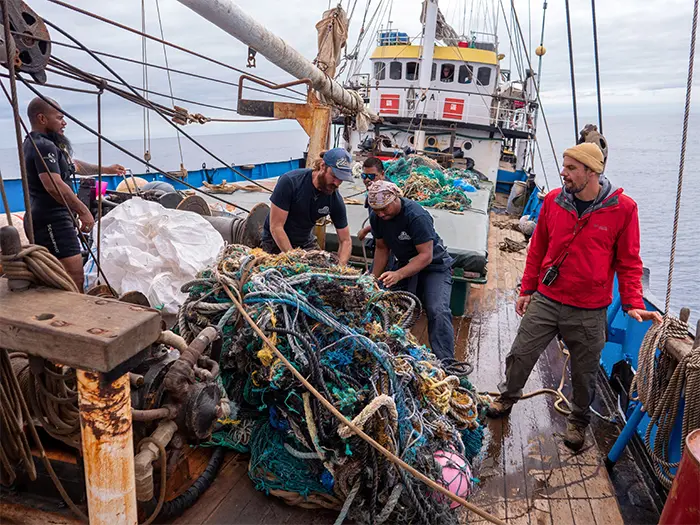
left=1, top=205, right=661, bottom=525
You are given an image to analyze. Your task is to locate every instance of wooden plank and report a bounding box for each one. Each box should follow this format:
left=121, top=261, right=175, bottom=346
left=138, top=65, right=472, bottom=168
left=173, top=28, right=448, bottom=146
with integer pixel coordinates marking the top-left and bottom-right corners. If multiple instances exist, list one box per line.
left=498, top=293, right=532, bottom=525
left=0, top=278, right=162, bottom=372
left=166, top=446, right=220, bottom=500
left=410, top=314, right=429, bottom=347
left=0, top=502, right=81, bottom=525
left=454, top=316, right=471, bottom=362
left=172, top=454, right=249, bottom=524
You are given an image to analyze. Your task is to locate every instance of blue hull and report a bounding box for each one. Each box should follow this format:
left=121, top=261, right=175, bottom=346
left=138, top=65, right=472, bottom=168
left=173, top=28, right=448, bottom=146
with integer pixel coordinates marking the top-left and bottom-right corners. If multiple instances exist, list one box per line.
left=0, top=158, right=303, bottom=213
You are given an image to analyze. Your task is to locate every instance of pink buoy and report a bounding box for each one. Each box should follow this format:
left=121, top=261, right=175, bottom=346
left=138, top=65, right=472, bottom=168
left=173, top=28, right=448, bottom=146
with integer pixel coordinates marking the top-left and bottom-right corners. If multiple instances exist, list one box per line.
left=433, top=450, right=473, bottom=509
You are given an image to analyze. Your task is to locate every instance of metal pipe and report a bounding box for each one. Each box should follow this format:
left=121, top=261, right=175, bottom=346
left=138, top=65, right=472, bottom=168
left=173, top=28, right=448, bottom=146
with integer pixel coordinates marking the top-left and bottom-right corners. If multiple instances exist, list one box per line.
left=134, top=420, right=177, bottom=502
left=76, top=370, right=138, bottom=525
left=418, top=1, right=438, bottom=90
left=97, top=90, right=103, bottom=278
left=175, top=0, right=376, bottom=119
left=1, top=0, right=34, bottom=242
left=132, top=406, right=175, bottom=422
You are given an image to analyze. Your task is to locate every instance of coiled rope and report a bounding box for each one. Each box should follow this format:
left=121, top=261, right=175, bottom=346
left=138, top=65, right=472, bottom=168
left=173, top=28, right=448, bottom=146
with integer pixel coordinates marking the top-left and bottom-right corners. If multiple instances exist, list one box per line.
left=631, top=317, right=698, bottom=488
left=1, top=244, right=79, bottom=293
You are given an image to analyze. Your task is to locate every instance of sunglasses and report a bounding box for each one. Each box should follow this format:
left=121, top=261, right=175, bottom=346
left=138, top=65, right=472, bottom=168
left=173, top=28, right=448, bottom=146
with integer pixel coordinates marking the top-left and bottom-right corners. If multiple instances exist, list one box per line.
left=361, top=172, right=377, bottom=181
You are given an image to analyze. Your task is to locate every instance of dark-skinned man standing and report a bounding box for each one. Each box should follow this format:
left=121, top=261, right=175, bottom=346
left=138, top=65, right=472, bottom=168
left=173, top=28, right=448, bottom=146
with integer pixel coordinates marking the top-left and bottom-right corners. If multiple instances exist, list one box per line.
left=261, top=148, right=353, bottom=265
left=486, top=142, right=662, bottom=452
left=368, top=180, right=454, bottom=361
left=24, top=97, right=126, bottom=291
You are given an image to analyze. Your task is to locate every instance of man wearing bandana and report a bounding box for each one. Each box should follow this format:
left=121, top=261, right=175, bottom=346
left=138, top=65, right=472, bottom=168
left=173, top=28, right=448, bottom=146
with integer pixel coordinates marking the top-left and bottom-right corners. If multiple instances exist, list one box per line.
left=368, top=180, right=455, bottom=361
left=23, top=97, right=126, bottom=291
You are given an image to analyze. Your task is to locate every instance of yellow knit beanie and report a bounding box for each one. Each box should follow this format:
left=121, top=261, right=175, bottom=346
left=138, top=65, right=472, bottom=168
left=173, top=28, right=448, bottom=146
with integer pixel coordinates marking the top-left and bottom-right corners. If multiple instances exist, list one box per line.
left=562, top=142, right=605, bottom=174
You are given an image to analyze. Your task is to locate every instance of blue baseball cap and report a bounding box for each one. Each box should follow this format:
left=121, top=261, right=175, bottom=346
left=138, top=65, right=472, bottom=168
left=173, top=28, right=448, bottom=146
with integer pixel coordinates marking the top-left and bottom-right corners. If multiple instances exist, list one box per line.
left=323, top=148, right=354, bottom=182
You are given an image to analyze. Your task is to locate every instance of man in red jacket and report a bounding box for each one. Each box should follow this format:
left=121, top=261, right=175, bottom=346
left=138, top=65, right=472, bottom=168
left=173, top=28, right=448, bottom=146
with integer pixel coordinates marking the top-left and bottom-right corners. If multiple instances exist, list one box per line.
left=486, top=142, right=662, bottom=451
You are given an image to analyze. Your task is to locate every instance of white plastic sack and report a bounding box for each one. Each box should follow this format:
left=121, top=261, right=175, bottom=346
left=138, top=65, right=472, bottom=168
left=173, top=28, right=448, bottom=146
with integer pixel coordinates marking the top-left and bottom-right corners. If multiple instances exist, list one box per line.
left=85, top=198, right=224, bottom=314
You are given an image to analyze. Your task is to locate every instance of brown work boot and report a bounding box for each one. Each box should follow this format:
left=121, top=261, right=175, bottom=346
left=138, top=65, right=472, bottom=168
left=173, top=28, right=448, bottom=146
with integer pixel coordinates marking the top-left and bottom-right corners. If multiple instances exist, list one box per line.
left=563, top=422, right=586, bottom=452
left=485, top=397, right=516, bottom=418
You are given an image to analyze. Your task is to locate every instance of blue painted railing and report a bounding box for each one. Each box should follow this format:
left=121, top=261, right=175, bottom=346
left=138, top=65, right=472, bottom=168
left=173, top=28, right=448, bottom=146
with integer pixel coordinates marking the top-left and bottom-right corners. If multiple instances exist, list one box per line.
left=0, top=158, right=303, bottom=213
left=602, top=272, right=686, bottom=474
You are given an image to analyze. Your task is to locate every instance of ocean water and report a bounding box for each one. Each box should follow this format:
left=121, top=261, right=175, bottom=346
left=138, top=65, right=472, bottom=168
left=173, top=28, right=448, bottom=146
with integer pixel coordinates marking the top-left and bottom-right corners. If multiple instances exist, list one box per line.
left=1, top=111, right=697, bottom=325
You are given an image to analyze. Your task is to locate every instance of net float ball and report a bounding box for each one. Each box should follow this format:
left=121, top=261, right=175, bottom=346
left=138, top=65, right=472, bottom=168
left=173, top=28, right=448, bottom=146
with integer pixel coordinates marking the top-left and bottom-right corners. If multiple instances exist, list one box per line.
left=433, top=450, right=473, bottom=508
left=535, top=45, right=547, bottom=56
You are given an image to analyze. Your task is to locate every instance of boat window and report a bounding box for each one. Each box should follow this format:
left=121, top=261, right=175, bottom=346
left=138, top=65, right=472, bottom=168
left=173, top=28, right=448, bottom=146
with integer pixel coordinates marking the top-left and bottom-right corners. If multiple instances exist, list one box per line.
left=389, top=61, right=403, bottom=80
left=439, top=63, right=454, bottom=83
left=431, top=63, right=437, bottom=81
left=458, top=64, right=473, bottom=84
left=406, top=61, right=420, bottom=81
left=374, top=61, right=386, bottom=81
left=477, top=66, right=492, bottom=86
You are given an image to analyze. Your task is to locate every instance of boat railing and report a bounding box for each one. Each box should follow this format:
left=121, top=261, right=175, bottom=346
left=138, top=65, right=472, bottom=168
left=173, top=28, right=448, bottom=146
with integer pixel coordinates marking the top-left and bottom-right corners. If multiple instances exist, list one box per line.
left=372, top=91, right=533, bottom=133
left=344, top=74, right=371, bottom=101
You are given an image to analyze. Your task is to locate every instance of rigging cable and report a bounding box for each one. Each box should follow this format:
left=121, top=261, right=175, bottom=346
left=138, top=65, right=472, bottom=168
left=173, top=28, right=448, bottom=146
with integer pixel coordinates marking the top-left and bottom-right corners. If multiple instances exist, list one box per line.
left=46, top=0, right=308, bottom=100
left=590, top=0, right=603, bottom=133
left=663, top=0, right=697, bottom=320
left=502, top=0, right=560, bottom=176
left=16, top=78, right=254, bottom=215
left=43, top=18, right=274, bottom=195
left=563, top=0, right=579, bottom=141
left=1, top=1, right=33, bottom=242
left=141, top=0, right=152, bottom=166
left=155, top=0, right=185, bottom=169
left=9, top=32, right=307, bottom=102
left=97, top=89, right=103, bottom=279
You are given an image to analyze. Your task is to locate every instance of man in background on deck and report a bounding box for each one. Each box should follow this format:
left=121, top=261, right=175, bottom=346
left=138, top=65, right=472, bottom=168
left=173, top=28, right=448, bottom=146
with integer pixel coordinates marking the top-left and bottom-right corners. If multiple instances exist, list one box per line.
left=23, top=97, right=126, bottom=292
left=261, top=148, right=352, bottom=265
left=368, top=180, right=455, bottom=361
left=357, top=156, right=386, bottom=242
left=486, top=142, right=662, bottom=452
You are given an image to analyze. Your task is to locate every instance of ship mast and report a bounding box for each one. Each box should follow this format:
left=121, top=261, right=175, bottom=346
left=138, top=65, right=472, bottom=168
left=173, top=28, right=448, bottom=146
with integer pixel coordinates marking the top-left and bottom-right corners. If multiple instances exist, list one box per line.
left=175, top=0, right=376, bottom=166
left=415, top=0, right=439, bottom=151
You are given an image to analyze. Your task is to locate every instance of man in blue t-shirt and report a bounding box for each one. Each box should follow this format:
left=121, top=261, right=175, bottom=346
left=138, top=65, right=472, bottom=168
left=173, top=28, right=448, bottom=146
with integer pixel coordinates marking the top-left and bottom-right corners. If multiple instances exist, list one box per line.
left=368, top=181, right=455, bottom=360
left=261, top=148, right=353, bottom=264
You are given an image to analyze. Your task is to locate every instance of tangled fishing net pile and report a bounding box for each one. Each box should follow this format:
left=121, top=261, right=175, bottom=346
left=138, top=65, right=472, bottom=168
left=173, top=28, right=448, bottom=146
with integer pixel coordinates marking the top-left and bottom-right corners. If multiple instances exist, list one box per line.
left=177, top=246, right=488, bottom=524
left=384, top=155, right=481, bottom=211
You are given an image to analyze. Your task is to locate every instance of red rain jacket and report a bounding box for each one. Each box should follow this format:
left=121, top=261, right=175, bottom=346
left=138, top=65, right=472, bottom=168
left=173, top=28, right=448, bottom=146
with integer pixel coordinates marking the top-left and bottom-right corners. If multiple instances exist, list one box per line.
left=520, top=178, right=645, bottom=311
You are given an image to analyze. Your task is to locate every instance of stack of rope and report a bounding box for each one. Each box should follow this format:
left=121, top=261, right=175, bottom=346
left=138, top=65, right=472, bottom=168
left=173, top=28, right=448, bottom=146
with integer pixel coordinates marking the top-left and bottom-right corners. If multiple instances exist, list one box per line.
left=631, top=316, right=700, bottom=488
left=384, top=156, right=478, bottom=211
left=176, top=246, right=488, bottom=525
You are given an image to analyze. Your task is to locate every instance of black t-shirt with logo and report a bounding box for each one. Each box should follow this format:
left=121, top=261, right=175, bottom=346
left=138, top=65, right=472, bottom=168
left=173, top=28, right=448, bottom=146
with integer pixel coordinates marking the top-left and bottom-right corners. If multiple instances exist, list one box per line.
left=262, top=168, right=348, bottom=247
left=23, top=131, right=74, bottom=226
left=369, top=198, right=451, bottom=269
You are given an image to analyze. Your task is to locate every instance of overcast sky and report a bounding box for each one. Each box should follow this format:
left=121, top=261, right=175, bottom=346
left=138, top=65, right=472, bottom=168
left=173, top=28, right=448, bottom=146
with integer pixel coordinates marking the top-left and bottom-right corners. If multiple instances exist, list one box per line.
left=0, top=0, right=697, bottom=149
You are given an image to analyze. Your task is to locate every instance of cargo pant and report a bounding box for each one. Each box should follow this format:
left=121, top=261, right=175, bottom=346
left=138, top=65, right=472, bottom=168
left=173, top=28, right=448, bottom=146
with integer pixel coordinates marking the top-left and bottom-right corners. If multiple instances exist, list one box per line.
left=395, top=267, right=454, bottom=362
left=498, top=292, right=607, bottom=426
